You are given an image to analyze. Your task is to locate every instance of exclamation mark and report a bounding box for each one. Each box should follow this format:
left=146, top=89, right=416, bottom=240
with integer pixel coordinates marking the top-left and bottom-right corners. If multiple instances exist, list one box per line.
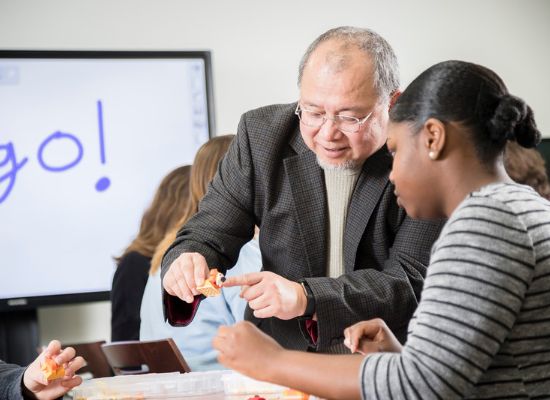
left=95, top=100, right=111, bottom=192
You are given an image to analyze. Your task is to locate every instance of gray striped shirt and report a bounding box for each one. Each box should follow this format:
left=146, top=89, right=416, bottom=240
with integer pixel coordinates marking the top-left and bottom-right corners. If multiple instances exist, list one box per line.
left=360, top=183, right=550, bottom=399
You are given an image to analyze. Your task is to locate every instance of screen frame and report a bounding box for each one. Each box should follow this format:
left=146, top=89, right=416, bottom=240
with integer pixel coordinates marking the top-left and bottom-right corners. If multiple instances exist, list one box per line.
left=0, top=49, right=215, bottom=312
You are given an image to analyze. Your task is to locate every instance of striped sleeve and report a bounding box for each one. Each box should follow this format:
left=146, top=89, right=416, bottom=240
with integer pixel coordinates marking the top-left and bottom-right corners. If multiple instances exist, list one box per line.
left=360, top=195, right=536, bottom=399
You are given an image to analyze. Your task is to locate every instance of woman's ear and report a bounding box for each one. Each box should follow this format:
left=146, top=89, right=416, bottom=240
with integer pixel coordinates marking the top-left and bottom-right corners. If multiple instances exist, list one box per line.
left=423, top=118, right=446, bottom=160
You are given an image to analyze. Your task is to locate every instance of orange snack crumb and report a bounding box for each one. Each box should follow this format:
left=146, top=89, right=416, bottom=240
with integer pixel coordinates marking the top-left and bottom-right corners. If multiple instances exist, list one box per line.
left=41, top=357, right=65, bottom=381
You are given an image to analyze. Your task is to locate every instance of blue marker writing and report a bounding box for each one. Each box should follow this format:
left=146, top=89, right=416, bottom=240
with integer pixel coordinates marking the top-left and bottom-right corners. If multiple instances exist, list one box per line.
left=1, top=99, right=110, bottom=205
left=95, top=100, right=110, bottom=192
left=0, top=142, right=29, bottom=204
left=37, top=131, right=84, bottom=172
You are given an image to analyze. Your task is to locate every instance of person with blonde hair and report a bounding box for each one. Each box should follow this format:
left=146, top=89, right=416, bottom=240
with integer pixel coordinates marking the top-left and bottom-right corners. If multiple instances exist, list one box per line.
left=149, top=135, right=237, bottom=275
left=111, top=164, right=191, bottom=341
left=140, top=134, right=261, bottom=371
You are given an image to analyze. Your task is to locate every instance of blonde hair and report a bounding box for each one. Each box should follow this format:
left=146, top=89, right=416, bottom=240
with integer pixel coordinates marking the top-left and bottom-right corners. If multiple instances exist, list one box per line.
left=115, top=165, right=191, bottom=263
left=150, top=134, right=235, bottom=274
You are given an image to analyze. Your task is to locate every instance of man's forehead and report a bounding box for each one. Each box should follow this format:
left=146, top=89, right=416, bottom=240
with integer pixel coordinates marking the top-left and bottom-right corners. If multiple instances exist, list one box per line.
left=303, top=43, right=374, bottom=82
left=319, top=50, right=352, bottom=74
left=312, top=39, right=369, bottom=60
left=300, top=68, right=378, bottom=111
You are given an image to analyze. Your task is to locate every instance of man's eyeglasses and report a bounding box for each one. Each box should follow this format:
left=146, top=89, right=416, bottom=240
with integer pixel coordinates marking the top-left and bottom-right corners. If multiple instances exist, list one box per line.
left=294, top=104, right=373, bottom=134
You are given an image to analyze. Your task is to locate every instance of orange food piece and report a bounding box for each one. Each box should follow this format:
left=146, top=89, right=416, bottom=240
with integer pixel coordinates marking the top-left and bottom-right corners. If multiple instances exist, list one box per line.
left=197, top=268, right=224, bottom=297
left=208, top=268, right=221, bottom=289
left=282, top=389, right=309, bottom=400
left=41, top=357, right=65, bottom=381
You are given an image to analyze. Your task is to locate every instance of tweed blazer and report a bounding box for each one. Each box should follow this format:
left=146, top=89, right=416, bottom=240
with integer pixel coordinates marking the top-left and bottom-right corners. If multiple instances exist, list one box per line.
left=162, top=102, right=443, bottom=352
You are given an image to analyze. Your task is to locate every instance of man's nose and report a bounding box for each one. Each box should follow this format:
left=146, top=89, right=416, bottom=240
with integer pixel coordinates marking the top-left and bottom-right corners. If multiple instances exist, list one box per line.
left=319, top=118, right=342, bottom=141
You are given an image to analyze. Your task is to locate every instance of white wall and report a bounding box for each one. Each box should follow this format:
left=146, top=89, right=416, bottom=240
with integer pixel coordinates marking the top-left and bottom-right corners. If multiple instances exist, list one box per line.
left=1, top=0, right=549, bottom=346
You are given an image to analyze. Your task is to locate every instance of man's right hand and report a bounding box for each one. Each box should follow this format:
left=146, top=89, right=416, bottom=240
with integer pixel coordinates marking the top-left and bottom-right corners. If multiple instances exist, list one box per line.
left=162, top=252, right=210, bottom=303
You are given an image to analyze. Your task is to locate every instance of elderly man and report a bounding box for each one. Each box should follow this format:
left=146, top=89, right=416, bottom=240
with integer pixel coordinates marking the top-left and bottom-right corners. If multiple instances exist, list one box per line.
left=162, top=26, right=443, bottom=352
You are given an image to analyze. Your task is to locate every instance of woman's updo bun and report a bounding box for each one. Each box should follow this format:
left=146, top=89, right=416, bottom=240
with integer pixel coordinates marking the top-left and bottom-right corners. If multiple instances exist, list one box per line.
left=487, top=94, right=541, bottom=148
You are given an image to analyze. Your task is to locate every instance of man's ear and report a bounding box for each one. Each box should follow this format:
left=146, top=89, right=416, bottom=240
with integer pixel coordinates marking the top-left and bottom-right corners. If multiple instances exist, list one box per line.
left=388, top=90, right=401, bottom=110
left=423, top=118, right=446, bottom=160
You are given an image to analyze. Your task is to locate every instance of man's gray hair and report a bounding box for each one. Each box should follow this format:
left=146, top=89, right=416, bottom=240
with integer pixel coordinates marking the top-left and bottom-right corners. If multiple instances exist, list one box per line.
left=298, top=26, right=400, bottom=101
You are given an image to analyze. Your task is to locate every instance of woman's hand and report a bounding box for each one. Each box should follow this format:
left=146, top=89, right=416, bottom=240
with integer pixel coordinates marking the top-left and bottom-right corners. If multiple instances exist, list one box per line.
left=213, top=321, right=284, bottom=381
left=343, top=318, right=403, bottom=355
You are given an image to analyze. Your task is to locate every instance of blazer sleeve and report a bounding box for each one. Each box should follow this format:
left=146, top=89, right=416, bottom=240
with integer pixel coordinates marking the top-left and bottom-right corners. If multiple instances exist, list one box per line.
left=161, top=115, right=257, bottom=324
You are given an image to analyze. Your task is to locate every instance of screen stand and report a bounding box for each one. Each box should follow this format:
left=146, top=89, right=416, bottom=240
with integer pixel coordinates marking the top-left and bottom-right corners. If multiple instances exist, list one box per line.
left=0, top=309, right=39, bottom=365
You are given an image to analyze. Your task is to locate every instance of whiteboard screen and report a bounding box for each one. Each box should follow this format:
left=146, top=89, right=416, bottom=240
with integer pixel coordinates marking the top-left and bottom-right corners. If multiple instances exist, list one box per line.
left=0, top=51, right=214, bottom=310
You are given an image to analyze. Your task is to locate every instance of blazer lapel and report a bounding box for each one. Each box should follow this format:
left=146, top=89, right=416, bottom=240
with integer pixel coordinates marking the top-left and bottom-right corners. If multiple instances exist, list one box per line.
left=344, top=146, right=392, bottom=272
left=284, top=131, right=327, bottom=278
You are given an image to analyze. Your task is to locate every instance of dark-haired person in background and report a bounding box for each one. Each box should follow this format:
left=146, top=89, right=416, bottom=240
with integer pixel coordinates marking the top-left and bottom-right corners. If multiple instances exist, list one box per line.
left=162, top=26, right=443, bottom=353
left=0, top=340, right=84, bottom=400
left=213, top=60, right=550, bottom=399
left=505, top=140, right=550, bottom=199
left=111, top=165, right=191, bottom=341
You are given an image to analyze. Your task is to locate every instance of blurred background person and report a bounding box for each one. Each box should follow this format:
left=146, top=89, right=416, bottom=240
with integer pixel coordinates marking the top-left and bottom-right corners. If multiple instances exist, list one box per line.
left=111, top=165, right=191, bottom=341
left=140, top=134, right=262, bottom=371
left=505, top=140, right=550, bottom=199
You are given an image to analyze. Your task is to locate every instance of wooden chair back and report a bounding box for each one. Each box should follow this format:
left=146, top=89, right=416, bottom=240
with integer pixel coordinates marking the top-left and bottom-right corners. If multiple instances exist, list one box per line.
left=101, top=338, right=190, bottom=375
left=64, top=340, right=113, bottom=378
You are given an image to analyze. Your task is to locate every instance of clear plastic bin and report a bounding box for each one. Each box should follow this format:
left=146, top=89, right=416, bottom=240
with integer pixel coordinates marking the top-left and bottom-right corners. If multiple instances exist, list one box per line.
left=73, top=370, right=228, bottom=400
left=73, top=370, right=309, bottom=400
left=221, top=372, right=309, bottom=400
